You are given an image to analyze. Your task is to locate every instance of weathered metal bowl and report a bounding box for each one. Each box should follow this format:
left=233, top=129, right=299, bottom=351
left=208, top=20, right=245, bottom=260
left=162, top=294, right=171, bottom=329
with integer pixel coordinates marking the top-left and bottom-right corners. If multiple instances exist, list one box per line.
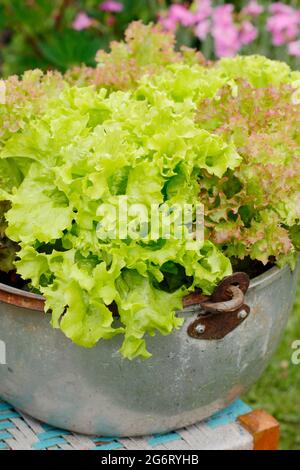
left=0, top=263, right=298, bottom=436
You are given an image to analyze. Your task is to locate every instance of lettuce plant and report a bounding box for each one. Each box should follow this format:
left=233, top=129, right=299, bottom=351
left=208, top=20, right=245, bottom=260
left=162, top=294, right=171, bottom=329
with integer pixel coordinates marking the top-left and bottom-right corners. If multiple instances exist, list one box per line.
left=1, top=23, right=300, bottom=359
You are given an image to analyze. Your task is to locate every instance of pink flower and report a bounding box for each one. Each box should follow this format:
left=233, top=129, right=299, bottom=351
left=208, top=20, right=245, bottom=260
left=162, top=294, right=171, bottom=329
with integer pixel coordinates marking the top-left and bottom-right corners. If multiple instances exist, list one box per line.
left=242, top=1, right=264, bottom=17
left=106, top=14, right=116, bottom=27
left=212, top=4, right=235, bottom=26
left=194, top=0, right=212, bottom=22
left=194, top=19, right=210, bottom=40
left=73, top=12, right=93, bottom=31
left=159, top=4, right=197, bottom=31
left=100, top=1, right=123, bottom=13
left=168, top=4, right=196, bottom=27
left=267, top=10, right=300, bottom=46
left=159, top=14, right=177, bottom=32
left=213, top=27, right=240, bottom=57
left=269, top=3, right=295, bottom=16
left=239, top=21, right=258, bottom=45
left=288, top=40, right=300, bottom=57
left=212, top=5, right=241, bottom=57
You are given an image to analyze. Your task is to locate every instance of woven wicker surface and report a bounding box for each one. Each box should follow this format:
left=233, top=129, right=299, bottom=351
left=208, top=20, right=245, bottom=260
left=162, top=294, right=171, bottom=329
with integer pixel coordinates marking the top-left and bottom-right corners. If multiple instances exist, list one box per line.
left=0, top=398, right=253, bottom=450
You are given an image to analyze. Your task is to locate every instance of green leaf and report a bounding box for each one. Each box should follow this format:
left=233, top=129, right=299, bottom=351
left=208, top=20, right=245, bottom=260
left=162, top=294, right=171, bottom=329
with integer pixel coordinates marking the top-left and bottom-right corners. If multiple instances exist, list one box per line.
left=38, top=30, right=106, bottom=71
left=6, top=164, right=74, bottom=244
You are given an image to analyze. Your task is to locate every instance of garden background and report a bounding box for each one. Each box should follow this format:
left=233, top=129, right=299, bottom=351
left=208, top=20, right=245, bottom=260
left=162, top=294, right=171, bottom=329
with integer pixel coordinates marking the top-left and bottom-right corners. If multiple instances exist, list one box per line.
left=0, top=0, right=299, bottom=449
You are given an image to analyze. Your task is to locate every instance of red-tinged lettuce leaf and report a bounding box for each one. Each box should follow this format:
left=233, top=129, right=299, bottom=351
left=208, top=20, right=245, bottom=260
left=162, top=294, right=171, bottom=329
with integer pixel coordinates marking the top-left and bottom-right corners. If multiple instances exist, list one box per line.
left=197, top=77, right=300, bottom=267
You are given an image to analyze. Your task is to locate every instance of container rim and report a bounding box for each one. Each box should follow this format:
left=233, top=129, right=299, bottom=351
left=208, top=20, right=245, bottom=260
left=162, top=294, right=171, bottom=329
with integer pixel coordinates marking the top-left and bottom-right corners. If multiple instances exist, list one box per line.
left=0, top=263, right=292, bottom=313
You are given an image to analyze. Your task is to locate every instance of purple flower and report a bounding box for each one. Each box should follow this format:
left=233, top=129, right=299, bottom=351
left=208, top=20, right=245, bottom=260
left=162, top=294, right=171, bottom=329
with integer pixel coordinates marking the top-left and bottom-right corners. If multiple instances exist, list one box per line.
left=239, top=21, right=258, bottom=45
left=73, top=12, right=93, bottom=31
left=242, top=1, right=264, bottom=17
left=194, top=19, right=210, bottom=40
left=288, top=40, right=300, bottom=57
left=100, top=1, right=123, bottom=13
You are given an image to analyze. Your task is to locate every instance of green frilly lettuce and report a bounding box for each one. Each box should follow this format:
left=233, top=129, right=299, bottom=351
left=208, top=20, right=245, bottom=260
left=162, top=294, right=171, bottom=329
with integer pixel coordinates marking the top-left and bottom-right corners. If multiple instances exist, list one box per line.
left=1, top=30, right=300, bottom=358
left=1, top=82, right=236, bottom=359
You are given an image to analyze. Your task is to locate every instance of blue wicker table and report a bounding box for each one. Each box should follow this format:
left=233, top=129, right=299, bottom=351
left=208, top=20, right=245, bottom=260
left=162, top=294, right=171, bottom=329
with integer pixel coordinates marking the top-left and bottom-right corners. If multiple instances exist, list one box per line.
left=0, top=398, right=279, bottom=450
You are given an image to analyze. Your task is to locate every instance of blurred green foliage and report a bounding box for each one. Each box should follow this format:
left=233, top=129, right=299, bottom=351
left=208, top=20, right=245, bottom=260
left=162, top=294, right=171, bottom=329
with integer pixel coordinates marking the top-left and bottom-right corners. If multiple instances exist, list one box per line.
left=0, top=0, right=172, bottom=76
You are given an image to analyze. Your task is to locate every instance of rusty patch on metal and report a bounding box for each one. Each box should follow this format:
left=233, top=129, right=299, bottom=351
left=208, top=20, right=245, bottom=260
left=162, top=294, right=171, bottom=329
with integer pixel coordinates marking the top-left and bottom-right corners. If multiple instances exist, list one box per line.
left=183, top=290, right=209, bottom=307
left=188, top=304, right=250, bottom=340
left=211, top=272, right=250, bottom=302
left=200, top=285, right=245, bottom=314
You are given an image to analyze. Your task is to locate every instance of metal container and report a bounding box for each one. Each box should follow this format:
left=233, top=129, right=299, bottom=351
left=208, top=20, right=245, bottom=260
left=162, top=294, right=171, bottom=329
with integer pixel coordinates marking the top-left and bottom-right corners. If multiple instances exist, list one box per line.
left=0, top=263, right=298, bottom=436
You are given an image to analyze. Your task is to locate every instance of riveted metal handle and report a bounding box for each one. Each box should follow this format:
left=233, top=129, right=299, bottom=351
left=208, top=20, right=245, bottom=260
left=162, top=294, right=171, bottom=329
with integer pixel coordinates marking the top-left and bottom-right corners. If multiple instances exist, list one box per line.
left=200, top=285, right=245, bottom=314
left=186, top=272, right=251, bottom=340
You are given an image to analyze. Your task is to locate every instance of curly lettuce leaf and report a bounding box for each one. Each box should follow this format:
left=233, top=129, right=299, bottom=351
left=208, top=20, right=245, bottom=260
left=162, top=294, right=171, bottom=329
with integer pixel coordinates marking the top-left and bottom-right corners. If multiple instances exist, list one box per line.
left=2, top=81, right=239, bottom=358
left=6, top=164, right=74, bottom=244
left=2, top=32, right=299, bottom=358
left=0, top=201, right=18, bottom=272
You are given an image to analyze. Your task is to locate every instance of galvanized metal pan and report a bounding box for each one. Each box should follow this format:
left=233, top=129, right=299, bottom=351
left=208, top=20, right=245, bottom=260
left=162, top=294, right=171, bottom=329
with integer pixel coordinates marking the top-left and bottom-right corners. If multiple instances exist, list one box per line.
left=0, top=262, right=298, bottom=436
